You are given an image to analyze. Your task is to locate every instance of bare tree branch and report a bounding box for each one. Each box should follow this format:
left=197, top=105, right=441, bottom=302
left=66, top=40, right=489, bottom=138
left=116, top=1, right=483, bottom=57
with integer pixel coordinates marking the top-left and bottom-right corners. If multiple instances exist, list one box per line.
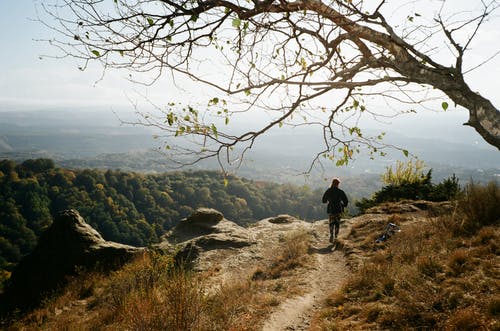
left=38, top=0, right=500, bottom=172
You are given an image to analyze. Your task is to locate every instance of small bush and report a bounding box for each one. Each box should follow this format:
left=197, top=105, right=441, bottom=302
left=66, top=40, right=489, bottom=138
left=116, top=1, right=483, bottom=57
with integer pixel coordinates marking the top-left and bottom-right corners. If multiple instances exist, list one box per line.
left=417, top=255, right=443, bottom=278
left=281, top=230, right=312, bottom=262
left=447, top=249, right=469, bottom=276
left=356, top=170, right=460, bottom=213
left=444, top=290, right=464, bottom=310
left=445, top=308, right=485, bottom=331
left=473, top=227, right=496, bottom=245
left=90, top=251, right=208, bottom=330
left=459, top=181, right=500, bottom=233
left=488, top=296, right=500, bottom=316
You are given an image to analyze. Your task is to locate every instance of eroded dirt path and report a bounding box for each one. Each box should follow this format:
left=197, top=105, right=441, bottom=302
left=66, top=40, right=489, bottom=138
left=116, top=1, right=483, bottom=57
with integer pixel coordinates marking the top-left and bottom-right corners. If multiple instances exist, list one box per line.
left=261, top=220, right=351, bottom=331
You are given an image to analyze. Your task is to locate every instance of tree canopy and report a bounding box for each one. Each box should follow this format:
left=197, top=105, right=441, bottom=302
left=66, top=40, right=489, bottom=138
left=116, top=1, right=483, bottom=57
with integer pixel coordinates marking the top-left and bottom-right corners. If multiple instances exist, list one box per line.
left=0, top=159, right=325, bottom=271
left=41, top=0, right=500, bottom=169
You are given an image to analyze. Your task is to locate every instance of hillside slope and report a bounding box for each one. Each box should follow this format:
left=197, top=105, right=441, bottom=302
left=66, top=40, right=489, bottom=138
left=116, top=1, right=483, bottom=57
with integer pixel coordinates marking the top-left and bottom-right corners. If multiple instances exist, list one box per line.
left=3, top=191, right=499, bottom=330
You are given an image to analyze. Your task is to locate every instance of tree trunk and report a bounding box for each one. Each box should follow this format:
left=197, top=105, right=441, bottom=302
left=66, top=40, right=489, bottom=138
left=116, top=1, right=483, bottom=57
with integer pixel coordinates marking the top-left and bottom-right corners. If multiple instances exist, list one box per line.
left=306, top=0, right=500, bottom=150
left=399, top=62, right=500, bottom=150
left=447, top=87, right=500, bottom=150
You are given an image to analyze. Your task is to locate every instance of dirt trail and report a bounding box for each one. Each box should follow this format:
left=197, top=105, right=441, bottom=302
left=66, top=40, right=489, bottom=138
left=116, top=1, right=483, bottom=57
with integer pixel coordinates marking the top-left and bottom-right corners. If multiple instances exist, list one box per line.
left=261, top=220, right=351, bottom=331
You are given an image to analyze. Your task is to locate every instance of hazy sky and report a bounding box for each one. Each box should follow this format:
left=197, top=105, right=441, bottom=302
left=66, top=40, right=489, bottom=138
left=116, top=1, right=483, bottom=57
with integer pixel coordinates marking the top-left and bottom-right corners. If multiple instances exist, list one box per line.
left=0, top=0, right=499, bottom=149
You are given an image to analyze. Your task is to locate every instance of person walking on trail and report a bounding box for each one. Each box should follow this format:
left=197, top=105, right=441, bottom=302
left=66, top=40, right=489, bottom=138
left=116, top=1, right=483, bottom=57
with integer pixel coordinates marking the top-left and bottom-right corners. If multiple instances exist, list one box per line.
left=322, top=178, right=348, bottom=243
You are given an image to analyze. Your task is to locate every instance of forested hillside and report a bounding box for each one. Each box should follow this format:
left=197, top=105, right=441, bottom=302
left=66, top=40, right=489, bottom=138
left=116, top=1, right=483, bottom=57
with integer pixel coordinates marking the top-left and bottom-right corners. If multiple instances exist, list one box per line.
left=0, top=159, right=325, bottom=271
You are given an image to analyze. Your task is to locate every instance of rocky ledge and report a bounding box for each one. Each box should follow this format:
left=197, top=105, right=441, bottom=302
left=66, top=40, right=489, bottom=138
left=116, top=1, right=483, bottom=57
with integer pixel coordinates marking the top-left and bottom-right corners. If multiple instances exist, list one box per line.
left=1, top=209, right=144, bottom=312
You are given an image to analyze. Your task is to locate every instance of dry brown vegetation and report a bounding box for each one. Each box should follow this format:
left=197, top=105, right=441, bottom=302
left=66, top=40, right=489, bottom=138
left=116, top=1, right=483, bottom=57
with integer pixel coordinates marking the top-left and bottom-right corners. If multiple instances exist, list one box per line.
left=252, top=230, right=313, bottom=281
left=4, top=182, right=498, bottom=330
left=313, top=181, right=500, bottom=330
left=5, top=228, right=313, bottom=330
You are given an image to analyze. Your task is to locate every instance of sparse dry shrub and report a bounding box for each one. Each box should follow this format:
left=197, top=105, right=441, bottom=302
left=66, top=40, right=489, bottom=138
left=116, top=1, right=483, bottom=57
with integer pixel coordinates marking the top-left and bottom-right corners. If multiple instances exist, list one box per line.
left=445, top=307, right=485, bottom=331
left=459, top=181, right=500, bottom=234
left=389, top=224, right=424, bottom=264
left=387, top=214, right=408, bottom=224
left=119, top=291, right=166, bottom=330
left=488, top=296, right=500, bottom=317
left=118, top=267, right=204, bottom=331
left=473, top=227, right=497, bottom=245
left=377, top=308, right=403, bottom=329
left=203, top=280, right=270, bottom=331
left=162, top=268, right=204, bottom=331
left=447, top=248, right=469, bottom=276
left=443, top=289, right=465, bottom=310
left=325, top=291, right=347, bottom=308
left=102, top=252, right=170, bottom=308
left=251, top=267, right=266, bottom=281
left=363, top=303, right=384, bottom=323
left=417, top=255, right=443, bottom=278
left=252, top=230, right=312, bottom=280
left=344, top=262, right=389, bottom=302
left=89, top=251, right=207, bottom=331
left=281, top=229, right=312, bottom=263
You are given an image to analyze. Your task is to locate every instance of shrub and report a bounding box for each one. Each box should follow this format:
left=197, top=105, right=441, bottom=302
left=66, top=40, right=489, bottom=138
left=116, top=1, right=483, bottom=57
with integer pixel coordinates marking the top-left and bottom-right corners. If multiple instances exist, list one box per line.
left=416, top=255, right=443, bottom=278
left=488, top=296, right=500, bottom=317
left=445, top=308, right=485, bottom=331
left=447, top=249, right=469, bottom=276
left=381, top=160, right=428, bottom=187
left=92, top=251, right=207, bottom=330
left=459, top=181, right=500, bottom=233
left=355, top=169, right=460, bottom=213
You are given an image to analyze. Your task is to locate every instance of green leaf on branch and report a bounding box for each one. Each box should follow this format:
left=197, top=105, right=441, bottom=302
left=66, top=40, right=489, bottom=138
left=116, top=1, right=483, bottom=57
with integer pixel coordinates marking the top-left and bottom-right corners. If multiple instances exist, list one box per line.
left=147, top=17, right=154, bottom=26
left=403, top=149, right=409, bottom=157
left=91, top=50, right=100, bottom=57
left=211, top=124, right=218, bottom=138
left=441, top=101, right=449, bottom=111
left=209, top=97, right=219, bottom=105
left=232, top=18, right=241, bottom=28
left=167, top=112, right=175, bottom=126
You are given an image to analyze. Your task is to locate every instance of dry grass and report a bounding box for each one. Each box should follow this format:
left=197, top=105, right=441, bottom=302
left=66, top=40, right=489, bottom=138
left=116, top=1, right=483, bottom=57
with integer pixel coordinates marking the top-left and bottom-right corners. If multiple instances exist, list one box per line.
left=6, top=229, right=314, bottom=330
left=6, top=252, right=268, bottom=331
left=252, top=229, right=312, bottom=280
left=313, top=181, right=500, bottom=330
left=459, top=181, right=500, bottom=232
left=6, top=183, right=497, bottom=330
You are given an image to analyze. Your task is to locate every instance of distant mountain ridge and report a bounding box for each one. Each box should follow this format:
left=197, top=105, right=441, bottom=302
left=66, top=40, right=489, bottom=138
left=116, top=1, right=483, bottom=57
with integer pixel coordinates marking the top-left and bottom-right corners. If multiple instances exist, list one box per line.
left=1, top=109, right=499, bottom=172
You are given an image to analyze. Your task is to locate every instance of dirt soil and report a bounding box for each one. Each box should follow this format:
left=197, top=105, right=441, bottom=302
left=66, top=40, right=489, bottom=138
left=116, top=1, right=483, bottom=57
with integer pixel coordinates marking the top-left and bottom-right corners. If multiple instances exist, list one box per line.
left=260, top=220, right=351, bottom=331
left=193, top=216, right=355, bottom=331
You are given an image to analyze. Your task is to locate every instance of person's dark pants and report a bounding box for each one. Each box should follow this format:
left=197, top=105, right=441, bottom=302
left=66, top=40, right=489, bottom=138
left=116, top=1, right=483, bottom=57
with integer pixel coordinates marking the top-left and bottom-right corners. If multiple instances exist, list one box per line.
left=328, top=213, right=341, bottom=240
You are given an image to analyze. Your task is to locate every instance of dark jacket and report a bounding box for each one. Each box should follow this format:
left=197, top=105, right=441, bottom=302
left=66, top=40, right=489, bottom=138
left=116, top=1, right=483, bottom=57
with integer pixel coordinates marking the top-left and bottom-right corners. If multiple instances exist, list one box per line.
left=322, top=187, right=348, bottom=214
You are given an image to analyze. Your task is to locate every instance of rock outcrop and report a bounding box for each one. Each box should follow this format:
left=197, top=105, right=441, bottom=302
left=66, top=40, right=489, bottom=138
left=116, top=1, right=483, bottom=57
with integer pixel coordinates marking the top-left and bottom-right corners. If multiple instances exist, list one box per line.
left=157, top=208, right=255, bottom=265
left=1, top=209, right=144, bottom=312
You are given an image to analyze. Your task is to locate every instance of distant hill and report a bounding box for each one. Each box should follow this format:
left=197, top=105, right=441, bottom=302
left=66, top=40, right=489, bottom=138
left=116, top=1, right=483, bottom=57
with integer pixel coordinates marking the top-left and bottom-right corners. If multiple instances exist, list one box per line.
left=1, top=109, right=499, bottom=179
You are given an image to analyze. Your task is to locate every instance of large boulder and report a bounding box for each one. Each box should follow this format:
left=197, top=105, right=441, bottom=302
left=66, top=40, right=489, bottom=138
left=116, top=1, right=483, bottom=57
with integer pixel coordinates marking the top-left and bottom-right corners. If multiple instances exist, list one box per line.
left=1, top=209, right=144, bottom=312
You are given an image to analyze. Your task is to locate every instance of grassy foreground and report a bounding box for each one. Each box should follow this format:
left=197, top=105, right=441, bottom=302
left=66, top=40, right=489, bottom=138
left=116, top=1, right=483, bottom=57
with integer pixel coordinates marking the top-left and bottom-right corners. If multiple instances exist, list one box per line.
left=313, top=181, right=499, bottom=330
left=3, top=182, right=498, bottom=330
left=4, top=230, right=312, bottom=330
